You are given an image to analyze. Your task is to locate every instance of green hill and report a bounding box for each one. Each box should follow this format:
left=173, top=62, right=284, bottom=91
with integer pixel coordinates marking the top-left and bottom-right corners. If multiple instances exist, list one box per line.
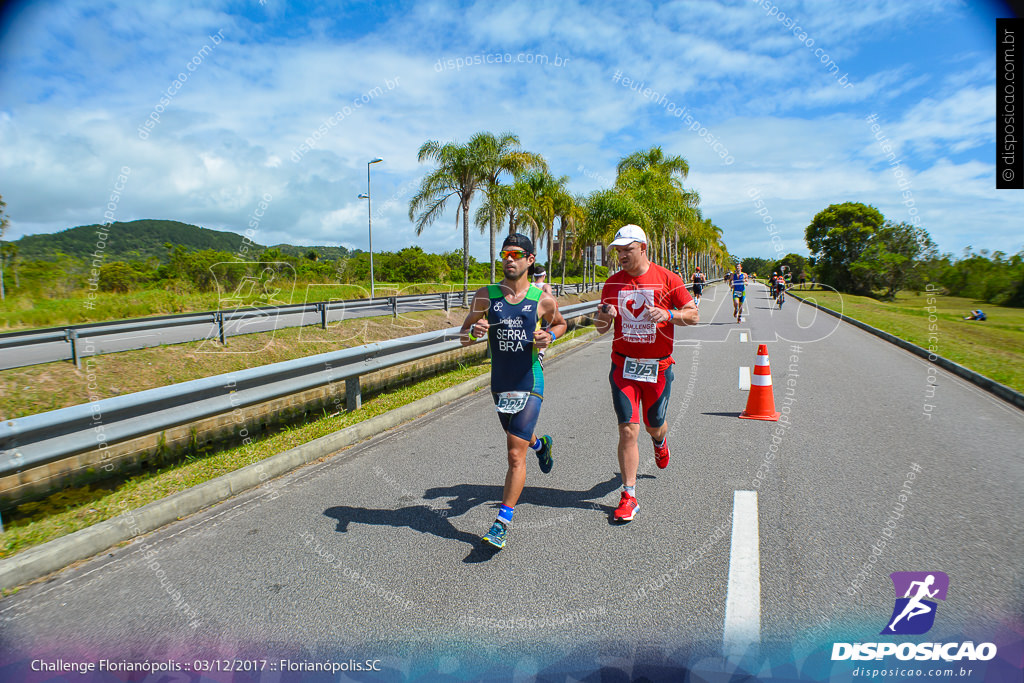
left=12, top=220, right=355, bottom=262
left=14, top=220, right=260, bottom=261
left=271, top=244, right=356, bottom=261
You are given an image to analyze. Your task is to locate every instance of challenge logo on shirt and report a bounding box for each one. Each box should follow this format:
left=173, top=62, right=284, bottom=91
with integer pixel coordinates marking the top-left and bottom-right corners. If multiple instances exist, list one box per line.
left=619, top=289, right=657, bottom=344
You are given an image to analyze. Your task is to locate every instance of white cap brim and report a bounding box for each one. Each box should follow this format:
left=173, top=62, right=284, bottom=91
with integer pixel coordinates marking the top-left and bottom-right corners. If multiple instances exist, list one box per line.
left=609, top=237, right=645, bottom=247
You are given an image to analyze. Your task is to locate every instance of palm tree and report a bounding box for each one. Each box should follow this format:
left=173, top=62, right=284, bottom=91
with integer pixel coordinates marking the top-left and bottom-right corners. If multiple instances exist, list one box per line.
left=616, top=146, right=689, bottom=180
left=468, top=132, right=546, bottom=282
left=520, top=170, right=568, bottom=270
left=409, top=139, right=485, bottom=299
left=614, top=147, right=699, bottom=267
left=474, top=179, right=534, bottom=243
left=582, top=188, right=646, bottom=288
left=554, top=192, right=586, bottom=291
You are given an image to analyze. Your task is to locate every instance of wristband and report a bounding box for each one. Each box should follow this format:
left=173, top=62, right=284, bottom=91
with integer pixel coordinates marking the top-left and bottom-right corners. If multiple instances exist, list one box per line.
left=468, top=329, right=479, bottom=341
left=549, top=330, right=557, bottom=343
left=668, top=309, right=674, bottom=321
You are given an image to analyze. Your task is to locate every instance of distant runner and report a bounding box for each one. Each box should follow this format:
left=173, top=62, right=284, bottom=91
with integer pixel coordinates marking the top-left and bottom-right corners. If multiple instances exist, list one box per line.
left=731, top=264, right=747, bottom=323
left=596, top=225, right=698, bottom=522
left=531, top=265, right=556, bottom=365
left=691, top=266, right=705, bottom=306
left=460, top=234, right=567, bottom=549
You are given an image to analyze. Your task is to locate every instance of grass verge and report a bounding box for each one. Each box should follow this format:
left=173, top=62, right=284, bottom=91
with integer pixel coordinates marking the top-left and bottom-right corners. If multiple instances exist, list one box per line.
left=790, top=288, right=1024, bottom=393
left=1, top=291, right=600, bottom=419
left=0, top=322, right=596, bottom=560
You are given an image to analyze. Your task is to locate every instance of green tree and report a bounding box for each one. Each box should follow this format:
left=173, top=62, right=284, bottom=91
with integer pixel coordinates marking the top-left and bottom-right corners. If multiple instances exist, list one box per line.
left=521, top=170, right=569, bottom=273
left=1, top=241, right=17, bottom=291
left=741, top=257, right=771, bottom=276
left=469, top=131, right=547, bottom=282
left=849, top=221, right=937, bottom=298
left=555, top=192, right=586, bottom=290
left=772, top=253, right=808, bottom=281
left=614, top=147, right=701, bottom=267
left=410, top=139, right=485, bottom=298
left=98, top=261, right=139, bottom=293
left=805, top=202, right=885, bottom=293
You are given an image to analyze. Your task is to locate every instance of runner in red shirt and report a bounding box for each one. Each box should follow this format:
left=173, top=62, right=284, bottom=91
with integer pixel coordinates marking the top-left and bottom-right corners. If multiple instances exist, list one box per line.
left=596, top=225, right=699, bottom=522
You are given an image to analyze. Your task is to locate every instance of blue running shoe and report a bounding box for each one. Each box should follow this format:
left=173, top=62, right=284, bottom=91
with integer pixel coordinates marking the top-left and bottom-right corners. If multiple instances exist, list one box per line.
left=482, top=520, right=508, bottom=549
left=536, top=435, right=553, bottom=474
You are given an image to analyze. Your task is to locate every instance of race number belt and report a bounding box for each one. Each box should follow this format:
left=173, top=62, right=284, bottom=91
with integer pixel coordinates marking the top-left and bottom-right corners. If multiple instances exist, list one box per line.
left=495, top=391, right=530, bottom=414
left=622, top=357, right=658, bottom=383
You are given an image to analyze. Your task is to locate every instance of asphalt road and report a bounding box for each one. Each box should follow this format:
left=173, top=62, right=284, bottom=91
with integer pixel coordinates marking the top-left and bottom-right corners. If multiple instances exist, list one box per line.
left=1, top=282, right=1021, bottom=682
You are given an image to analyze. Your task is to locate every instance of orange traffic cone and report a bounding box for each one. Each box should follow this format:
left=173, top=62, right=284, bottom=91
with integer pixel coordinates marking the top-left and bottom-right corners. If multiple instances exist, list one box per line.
left=740, top=344, right=780, bottom=421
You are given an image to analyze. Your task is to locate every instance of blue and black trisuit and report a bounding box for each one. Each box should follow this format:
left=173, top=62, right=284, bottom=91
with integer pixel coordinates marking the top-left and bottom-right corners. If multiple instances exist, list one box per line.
left=487, top=284, right=544, bottom=442
left=732, top=272, right=746, bottom=300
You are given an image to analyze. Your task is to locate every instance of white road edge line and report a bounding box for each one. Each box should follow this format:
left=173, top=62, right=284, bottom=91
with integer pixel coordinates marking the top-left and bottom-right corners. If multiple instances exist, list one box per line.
left=723, top=490, right=761, bottom=656
left=739, top=366, right=751, bottom=391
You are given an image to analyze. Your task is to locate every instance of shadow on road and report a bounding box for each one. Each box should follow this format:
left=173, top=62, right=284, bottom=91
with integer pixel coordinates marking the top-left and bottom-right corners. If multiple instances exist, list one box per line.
left=423, top=474, right=623, bottom=517
left=323, top=475, right=630, bottom=561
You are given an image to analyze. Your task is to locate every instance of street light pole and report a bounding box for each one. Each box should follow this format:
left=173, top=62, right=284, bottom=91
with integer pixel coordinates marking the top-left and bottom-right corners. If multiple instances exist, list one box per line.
left=358, top=158, right=383, bottom=299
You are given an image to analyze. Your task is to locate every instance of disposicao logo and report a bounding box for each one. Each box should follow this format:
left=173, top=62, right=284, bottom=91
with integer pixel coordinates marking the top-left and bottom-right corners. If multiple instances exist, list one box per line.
left=882, top=571, right=948, bottom=635
left=831, top=571, right=997, bottom=662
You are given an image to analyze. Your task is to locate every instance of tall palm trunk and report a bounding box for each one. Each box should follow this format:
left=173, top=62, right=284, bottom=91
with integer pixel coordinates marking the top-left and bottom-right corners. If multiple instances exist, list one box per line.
left=489, top=206, right=497, bottom=283
left=546, top=228, right=553, bottom=276
left=559, top=221, right=567, bottom=292
left=462, top=199, right=471, bottom=299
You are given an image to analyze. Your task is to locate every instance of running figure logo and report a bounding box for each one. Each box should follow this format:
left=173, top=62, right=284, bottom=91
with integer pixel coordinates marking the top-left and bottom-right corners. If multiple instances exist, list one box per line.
left=881, top=571, right=949, bottom=635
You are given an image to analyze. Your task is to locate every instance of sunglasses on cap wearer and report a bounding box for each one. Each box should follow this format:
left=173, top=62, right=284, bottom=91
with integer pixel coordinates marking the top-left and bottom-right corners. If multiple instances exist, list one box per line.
left=500, top=249, right=529, bottom=260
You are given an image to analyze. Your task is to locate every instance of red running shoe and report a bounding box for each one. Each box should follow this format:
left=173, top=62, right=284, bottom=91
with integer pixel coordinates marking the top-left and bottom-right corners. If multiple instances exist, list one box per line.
left=613, top=491, right=639, bottom=522
left=654, top=439, right=670, bottom=469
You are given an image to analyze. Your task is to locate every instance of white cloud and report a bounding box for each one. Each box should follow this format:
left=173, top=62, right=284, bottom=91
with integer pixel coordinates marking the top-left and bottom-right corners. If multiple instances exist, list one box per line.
left=0, top=0, right=1020, bottom=264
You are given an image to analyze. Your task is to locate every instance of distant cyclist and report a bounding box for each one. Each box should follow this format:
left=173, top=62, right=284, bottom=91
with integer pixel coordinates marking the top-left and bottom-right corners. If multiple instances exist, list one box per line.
left=460, top=234, right=567, bottom=549
left=691, top=266, right=705, bottom=306
left=772, top=272, right=786, bottom=308
left=731, top=264, right=747, bottom=323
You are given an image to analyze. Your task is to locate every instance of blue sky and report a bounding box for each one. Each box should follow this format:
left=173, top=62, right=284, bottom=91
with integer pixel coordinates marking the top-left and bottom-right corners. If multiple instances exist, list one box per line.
left=0, top=0, right=1020, bottom=262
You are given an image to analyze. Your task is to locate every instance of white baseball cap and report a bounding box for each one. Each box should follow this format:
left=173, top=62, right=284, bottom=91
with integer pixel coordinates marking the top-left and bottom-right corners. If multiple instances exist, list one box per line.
left=609, top=224, right=647, bottom=247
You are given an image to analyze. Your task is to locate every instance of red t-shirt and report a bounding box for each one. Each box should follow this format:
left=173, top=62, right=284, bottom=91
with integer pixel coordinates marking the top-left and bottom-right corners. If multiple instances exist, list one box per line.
left=601, top=263, right=693, bottom=366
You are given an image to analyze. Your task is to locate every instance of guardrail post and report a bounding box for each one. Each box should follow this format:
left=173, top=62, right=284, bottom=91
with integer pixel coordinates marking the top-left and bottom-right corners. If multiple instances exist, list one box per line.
left=346, top=377, right=362, bottom=411
left=389, top=297, right=398, bottom=318
left=67, top=329, right=81, bottom=369
left=216, top=312, right=226, bottom=345
left=319, top=303, right=327, bottom=330
left=442, top=292, right=449, bottom=312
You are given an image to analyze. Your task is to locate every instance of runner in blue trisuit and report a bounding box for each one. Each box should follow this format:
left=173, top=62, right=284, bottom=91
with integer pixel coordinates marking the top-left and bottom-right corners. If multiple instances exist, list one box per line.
left=460, top=234, right=567, bottom=549
left=731, top=264, right=747, bottom=322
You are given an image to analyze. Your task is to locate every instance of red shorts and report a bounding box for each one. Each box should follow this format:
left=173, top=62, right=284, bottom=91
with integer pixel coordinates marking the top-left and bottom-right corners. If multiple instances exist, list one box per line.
left=609, top=356, right=674, bottom=427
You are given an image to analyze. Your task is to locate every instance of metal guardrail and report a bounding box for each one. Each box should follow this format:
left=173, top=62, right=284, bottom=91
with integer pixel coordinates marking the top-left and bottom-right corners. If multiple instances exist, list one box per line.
left=0, top=282, right=604, bottom=371
left=0, top=300, right=602, bottom=483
